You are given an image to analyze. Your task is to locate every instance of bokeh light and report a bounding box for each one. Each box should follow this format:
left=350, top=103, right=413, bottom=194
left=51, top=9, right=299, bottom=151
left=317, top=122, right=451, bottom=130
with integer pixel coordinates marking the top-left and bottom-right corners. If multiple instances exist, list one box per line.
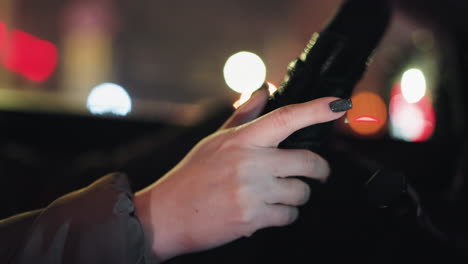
left=401, top=68, right=426, bottom=103
left=87, top=83, right=132, bottom=116
left=224, top=51, right=266, bottom=94
left=389, top=83, right=435, bottom=142
left=267, top=81, right=278, bottom=95
left=347, top=92, right=387, bottom=136
left=233, top=92, right=253, bottom=109
left=0, top=23, right=58, bottom=82
left=0, top=22, right=6, bottom=56
left=232, top=81, right=278, bottom=109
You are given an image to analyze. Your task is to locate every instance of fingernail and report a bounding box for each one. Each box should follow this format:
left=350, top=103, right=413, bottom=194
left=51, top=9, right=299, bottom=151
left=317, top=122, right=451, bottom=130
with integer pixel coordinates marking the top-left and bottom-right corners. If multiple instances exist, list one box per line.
left=243, top=83, right=268, bottom=103
left=235, top=83, right=268, bottom=110
left=252, top=82, right=269, bottom=95
left=329, top=98, right=352, bottom=112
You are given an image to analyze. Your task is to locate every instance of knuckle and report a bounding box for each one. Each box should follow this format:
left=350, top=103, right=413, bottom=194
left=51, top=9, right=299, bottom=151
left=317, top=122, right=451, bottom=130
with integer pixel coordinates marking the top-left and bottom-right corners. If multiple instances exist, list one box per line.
left=298, top=150, right=317, bottom=175
left=305, top=150, right=320, bottom=166
left=273, top=207, right=289, bottom=226
left=229, top=156, right=243, bottom=177
left=242, top=230, right=256, bottom=238
left=239, top=208, right=254, bottom=226
left=299, top=182, right=311, bottom=205
left=305, top=151, right=330, bottom=180
left=289, top=207, right=299, bottom=224
left=237, top=206, right=258, bottom=238
left=230, top=152, right=254, bottom=182
left=277, top=207, right=299, bottom=226
left=235, top=189, right=255, bottom=226
left=290, top=179, right=310, bottom=205
left=211, top=145, right=251, bottom=181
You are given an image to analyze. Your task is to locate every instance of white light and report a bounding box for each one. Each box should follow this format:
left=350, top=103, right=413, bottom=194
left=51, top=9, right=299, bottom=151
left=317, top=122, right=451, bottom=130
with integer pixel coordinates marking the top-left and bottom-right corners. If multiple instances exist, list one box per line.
left=233, top=92, right=253, bottom=109
left=223, top=51, right=267, bottom=94
left=390, top=103, right=425, bottom=142
left=401, top=69, right=426, bottom=103
left=267, top=82, right=278, bottom=95
left=87, top=83, right=132, bottom=116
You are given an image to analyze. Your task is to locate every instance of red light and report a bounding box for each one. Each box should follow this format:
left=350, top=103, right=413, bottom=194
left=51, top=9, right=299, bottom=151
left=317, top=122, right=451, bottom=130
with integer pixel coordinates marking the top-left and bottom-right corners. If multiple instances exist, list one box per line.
left=0, top=22, right=58, bottom=82
left=0, top=22, right=6, bottom=56
left=2, top=30, right=58, bottom=82
left=390, top=82, right=436, bottom=142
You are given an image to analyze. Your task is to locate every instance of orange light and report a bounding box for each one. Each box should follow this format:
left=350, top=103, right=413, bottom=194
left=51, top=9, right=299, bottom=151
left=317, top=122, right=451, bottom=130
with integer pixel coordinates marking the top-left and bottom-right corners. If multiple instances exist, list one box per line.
left=267, top=82, right=278, bottom=95
left=347, top=92, right=387, bottom=136
left=233, top=82, right=278, bottom=109
left=233, top=92, right=252, bottom=109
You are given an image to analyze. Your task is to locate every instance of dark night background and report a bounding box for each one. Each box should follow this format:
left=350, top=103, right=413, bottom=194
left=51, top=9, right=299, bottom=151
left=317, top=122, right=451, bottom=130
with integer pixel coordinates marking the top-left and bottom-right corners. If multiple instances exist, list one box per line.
left=1, top=0, right=468, bottom=263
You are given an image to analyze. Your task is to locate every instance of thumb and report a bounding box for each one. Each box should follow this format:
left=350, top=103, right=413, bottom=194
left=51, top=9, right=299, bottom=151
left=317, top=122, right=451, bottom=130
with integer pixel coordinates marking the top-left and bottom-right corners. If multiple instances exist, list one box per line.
left=220, top=84, right=269, bottom=130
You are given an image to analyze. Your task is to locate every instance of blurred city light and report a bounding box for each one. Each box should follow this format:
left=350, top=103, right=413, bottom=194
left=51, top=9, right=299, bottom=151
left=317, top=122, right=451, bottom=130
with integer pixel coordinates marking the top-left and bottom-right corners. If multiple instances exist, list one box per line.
left=233, top=92, right=252, bottom=109
left=390, top=83, right=435, bottom=142
left=61, top=1, right=115, bottom=98
left=223, top=51, right=266, bottom=94
left=347, top=92, right=387, bottom=136
left=232, top=81, right=279, bottom=109
left=0, top=22, right=58, bottom=82
left=390, top=99, right=425, bottom=141
left=401, top=68, right=426, bottom=103
left=0, top=22, right=6, bottom=55
left=267, top=81, right=278, bottom=95
left=87, top=83, right=132, bottom=116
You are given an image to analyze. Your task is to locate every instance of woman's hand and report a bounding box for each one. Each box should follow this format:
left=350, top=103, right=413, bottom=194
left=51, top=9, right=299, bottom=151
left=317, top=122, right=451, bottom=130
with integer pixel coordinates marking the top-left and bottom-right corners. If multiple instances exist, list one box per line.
left=134, top=87, right=348, bottom=261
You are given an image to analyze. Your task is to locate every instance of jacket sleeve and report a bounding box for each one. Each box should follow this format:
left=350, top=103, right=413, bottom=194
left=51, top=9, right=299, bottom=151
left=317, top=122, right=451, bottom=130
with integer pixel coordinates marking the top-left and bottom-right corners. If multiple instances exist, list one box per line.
left=0, top=173, right=160, bottom=264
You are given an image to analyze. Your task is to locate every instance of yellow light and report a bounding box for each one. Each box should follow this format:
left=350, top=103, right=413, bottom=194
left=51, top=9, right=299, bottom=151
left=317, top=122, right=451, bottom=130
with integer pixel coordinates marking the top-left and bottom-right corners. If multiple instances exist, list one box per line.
left=401, top=69, right=426, bottom=103
left=224, top=51, right=266, bottom=94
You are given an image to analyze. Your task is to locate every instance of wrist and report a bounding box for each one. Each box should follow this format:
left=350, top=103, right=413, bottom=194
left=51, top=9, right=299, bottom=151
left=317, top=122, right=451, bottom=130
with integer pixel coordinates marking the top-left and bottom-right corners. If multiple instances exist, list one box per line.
left=134, top=186, right=177, bottom=262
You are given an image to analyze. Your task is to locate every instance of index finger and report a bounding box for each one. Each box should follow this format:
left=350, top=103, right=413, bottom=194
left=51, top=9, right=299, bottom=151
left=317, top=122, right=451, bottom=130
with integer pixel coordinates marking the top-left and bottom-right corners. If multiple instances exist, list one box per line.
left=237, top=97, right=350, bottom=147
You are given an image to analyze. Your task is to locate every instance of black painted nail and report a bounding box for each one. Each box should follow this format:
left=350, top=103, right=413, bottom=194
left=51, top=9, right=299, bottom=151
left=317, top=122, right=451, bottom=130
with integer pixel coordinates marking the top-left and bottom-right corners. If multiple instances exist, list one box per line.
left=329, top=98, right=352, bottom=112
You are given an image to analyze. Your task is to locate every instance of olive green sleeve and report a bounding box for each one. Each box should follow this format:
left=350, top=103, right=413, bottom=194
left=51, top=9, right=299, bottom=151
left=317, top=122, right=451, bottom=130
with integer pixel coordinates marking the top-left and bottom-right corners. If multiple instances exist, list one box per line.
left=0, top=173, right=159, bottom=264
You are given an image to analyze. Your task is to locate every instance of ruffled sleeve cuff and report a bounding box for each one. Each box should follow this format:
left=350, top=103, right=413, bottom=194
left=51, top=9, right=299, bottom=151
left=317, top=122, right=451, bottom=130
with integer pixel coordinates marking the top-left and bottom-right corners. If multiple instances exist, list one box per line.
left=12, top=173, right=160, bottom=264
